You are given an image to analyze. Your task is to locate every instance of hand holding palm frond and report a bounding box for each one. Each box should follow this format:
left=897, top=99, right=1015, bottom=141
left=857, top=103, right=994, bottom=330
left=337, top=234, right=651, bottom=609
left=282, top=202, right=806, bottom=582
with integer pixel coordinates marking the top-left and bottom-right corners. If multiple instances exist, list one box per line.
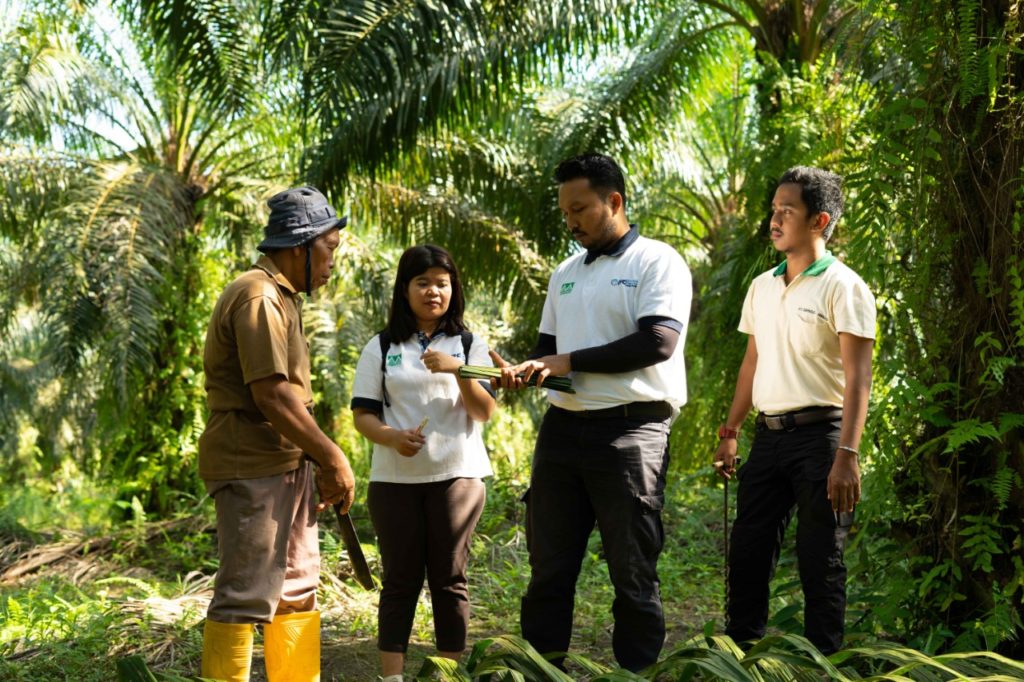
left=458, top=364, right=575, bottom=393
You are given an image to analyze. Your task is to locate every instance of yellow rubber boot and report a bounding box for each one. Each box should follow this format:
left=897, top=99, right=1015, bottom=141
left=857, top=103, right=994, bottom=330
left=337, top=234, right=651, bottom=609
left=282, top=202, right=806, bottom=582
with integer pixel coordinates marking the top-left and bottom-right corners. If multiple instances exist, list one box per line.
left=201, top=619, right=253, bottom=681
left=264, top=610, right=320, bottom=682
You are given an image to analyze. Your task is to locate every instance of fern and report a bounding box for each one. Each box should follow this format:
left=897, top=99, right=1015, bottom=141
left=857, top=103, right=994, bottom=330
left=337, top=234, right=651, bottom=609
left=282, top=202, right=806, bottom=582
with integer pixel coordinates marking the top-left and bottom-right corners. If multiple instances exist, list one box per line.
left=997, top=411, right=1024, bottom=436
left=959, top=515, right=1005, bottom=574
left=989, top=466, right=1022, bottom=511
left=942, top=418, right=1000, bottom=453
left=957, top=0, right=982, bottom=105
left=1009, top=261, right=1024, bottom=349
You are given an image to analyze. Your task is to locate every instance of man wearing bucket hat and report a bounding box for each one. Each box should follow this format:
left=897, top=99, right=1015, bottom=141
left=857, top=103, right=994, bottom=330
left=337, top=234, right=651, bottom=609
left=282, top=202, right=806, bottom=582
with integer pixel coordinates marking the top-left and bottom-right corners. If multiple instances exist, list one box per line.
left=198, top=186, right=356, bottom=681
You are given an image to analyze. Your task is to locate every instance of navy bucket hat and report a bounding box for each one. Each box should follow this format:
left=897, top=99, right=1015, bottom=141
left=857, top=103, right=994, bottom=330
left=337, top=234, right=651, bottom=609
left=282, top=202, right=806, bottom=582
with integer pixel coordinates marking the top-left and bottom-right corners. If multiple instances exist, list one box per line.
left=257, top=186, right=347, bottom=253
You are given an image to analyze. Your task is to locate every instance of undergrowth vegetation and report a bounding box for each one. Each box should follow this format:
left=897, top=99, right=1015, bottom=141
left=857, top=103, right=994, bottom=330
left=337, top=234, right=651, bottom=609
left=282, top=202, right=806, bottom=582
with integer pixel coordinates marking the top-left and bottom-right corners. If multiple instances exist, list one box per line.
left=1, top=0, right=1022, bottom=679
left=5, top=467, right=1021, bottom=680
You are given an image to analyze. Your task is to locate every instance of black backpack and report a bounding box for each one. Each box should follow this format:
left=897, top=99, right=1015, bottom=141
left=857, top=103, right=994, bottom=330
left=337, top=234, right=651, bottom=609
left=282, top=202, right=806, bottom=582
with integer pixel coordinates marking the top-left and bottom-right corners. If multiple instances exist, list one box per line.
left=378, top=330, right=473, bottom=408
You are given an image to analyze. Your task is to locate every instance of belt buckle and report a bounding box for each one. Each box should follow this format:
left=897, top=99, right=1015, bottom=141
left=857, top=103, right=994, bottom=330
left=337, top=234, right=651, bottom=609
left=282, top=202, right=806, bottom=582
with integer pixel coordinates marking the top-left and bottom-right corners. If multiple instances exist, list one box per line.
left=764, top=415, right=785, bottom=430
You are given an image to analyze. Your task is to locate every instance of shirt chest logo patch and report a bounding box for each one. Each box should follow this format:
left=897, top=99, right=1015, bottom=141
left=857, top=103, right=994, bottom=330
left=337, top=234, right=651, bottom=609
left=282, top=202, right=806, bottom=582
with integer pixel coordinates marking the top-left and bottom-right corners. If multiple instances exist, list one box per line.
left=610, top=278, right=638, bottom=287
left=560, top=282, right=575, bottom=295
left=386, top=353, right=402, bottom=367
left=797, top=306, right=828, bottom=322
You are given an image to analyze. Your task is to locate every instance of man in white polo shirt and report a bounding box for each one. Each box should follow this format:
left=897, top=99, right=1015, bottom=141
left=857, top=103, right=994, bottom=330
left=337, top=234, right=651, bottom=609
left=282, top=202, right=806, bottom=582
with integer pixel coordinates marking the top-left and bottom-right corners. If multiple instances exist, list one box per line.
left=494, top=153, right=691, bottom=672
left=713, top=166, right=875, bottom=655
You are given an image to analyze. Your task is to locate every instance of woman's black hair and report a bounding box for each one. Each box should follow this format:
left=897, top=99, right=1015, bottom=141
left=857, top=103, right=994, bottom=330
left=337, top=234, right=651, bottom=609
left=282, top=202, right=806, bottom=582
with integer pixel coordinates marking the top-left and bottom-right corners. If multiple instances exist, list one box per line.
left=387, top=244, right=466, bottom=341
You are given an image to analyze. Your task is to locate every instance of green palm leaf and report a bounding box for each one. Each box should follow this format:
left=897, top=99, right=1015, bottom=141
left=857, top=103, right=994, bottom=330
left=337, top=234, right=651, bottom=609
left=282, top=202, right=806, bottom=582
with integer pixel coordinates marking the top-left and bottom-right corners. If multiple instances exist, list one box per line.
left=0, top=10, right=94, bottom=141
left=305, top=0, right=710, bottom=184
left=118, top=0, right=260, bottom=112
left=464, top=635, right=576, bottom=681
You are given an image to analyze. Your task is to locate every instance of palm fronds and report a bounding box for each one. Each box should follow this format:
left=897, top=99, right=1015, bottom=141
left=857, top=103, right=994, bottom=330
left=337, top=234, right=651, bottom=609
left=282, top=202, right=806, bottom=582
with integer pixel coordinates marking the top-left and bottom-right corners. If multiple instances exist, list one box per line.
left=459, top=365, right=575, bottom=393
left=407, top=633, right=1024, bottom=681
left=0, top=9, right=94, bottom=141
left=305, top=0, right=711, bottom=185
left=418, top=634, right=576, bottom=681
left=42, top=162, right=187, bottom=400
left=117, top=0, right=260, bottom=112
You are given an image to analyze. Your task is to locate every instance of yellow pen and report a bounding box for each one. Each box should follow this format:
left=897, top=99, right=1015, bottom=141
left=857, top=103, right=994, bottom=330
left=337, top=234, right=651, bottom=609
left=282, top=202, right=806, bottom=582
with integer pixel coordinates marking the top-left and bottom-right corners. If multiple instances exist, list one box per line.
left=417, top=417, right=429, bottom=434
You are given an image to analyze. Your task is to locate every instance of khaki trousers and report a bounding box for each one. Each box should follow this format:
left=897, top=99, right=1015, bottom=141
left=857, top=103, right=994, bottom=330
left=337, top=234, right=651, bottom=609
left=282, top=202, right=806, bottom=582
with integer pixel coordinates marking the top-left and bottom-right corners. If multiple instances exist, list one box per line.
left=205, top=459, right=319, bottom=623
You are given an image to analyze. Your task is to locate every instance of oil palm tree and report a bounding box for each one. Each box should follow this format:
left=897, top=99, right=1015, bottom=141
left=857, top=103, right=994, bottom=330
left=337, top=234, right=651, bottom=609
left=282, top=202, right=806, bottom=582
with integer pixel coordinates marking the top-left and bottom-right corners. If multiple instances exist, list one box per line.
left=300, top=0, right=743, bottom=331
left=0, top=1, right=291, bottom=509
left=0, top=0, right=742, bottom=509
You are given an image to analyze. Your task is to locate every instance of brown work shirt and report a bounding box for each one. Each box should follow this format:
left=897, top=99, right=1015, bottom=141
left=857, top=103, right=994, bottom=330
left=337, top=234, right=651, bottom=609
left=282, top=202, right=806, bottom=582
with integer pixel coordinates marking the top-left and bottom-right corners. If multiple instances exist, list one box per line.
left=198, top=256, right=313, bottom=480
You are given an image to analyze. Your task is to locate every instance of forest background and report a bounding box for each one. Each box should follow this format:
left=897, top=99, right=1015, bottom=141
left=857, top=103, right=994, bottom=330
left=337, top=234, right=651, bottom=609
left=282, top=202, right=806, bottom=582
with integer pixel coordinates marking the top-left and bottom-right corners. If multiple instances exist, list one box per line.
left=1, top=0, right=1023, bottom=680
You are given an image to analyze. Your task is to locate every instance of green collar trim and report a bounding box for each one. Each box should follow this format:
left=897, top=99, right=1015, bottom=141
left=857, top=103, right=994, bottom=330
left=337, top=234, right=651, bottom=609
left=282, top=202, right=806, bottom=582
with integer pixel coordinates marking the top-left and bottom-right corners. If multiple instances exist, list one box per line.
left=773, top=251, right=836, bottom=278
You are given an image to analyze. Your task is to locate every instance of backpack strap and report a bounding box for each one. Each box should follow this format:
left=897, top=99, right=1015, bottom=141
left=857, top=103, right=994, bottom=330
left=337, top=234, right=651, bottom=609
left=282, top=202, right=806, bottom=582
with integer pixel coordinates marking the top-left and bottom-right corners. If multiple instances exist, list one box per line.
left=378, top=330, right=392, bottom=408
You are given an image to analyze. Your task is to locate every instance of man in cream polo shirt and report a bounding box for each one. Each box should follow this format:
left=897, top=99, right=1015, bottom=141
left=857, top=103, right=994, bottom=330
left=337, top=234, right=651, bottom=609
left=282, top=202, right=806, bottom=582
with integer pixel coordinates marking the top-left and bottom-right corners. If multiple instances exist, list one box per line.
left=714, top=166, right=875, bottom=655
left=494, top=153, right=691, bottom=672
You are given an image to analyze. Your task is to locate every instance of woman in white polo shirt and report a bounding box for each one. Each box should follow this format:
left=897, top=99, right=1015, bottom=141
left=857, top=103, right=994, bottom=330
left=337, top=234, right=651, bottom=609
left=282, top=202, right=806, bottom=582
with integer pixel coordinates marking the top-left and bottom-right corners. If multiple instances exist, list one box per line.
left=350, top=244, right=496, bottom=682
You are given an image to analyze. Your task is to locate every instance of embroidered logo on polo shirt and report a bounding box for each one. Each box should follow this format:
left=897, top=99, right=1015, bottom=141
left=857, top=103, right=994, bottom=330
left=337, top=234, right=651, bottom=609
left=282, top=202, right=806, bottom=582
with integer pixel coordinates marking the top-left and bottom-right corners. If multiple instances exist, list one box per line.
left=560, top=282, right=575, bottom=295
left=386, top=353, right=402, bottom=367
left=797, top=306, right=828, bottom=322
left=610, top=278, right=638, bottom=287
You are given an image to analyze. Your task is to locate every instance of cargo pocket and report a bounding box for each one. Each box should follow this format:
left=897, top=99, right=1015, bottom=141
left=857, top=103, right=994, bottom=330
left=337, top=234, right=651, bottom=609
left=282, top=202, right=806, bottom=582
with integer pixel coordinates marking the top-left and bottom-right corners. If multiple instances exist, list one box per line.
left=635, top=494, right=665, bottom=560
left=520, top=487, right=532, bottom=552
left=638, top=494, right=663, bottom=514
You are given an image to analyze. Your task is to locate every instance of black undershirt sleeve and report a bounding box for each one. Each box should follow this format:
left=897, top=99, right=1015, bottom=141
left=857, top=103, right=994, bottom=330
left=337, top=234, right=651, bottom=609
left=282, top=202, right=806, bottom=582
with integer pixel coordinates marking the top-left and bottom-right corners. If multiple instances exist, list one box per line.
left=568, top=316, right=682, bottom=373
left=528, top=333, right=558, bottom=360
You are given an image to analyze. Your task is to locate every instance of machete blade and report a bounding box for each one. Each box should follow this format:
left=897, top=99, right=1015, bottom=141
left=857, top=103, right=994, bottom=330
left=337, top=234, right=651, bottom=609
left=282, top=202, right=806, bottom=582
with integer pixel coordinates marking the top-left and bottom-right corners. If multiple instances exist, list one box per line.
left=333, top=504, right=375, bottom=590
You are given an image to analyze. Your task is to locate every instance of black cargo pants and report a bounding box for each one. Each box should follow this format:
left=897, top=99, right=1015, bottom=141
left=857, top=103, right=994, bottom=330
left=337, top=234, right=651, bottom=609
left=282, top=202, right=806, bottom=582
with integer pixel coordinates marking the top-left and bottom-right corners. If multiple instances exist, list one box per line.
left=725, top=418, right=851, bottom=654
left=520, top=405, right=671, bottom=672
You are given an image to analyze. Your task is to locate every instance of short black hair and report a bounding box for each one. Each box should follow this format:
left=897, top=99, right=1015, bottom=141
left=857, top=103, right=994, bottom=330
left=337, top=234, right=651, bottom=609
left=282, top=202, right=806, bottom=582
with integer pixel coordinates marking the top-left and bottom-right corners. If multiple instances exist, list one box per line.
left=387, top=244, right=466, bottom=341
left=777, top=166, right=844, bottom=241
left=553, top=153, right=627, bottom=204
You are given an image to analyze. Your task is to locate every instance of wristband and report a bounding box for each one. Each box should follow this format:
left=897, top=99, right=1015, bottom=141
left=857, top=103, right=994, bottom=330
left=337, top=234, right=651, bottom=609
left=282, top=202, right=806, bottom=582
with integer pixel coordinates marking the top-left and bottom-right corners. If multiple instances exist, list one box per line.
left=718, top=425, right=740, bottom=440
left=837, top=445, right=859, bottom=456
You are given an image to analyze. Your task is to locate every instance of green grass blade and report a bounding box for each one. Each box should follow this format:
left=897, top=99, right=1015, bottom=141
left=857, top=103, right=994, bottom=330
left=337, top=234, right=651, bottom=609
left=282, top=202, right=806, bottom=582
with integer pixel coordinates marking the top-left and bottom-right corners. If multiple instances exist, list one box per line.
left=116, top=656, right=159, bottom=682
left=563, top=651, right=613, bottom=676
left=415, top=655, right=472, bottom=681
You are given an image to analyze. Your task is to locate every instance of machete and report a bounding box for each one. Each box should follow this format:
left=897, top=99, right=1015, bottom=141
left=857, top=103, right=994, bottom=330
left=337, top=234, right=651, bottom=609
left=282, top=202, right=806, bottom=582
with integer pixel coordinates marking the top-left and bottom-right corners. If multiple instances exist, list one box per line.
left=333, top=503, right=375, bottom=590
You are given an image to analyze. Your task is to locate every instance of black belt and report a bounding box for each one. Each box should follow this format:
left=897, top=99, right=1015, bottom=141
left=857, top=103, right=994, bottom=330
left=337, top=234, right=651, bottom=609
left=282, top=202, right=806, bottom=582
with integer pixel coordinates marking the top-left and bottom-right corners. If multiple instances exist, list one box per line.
left=756, top=407, right=842, bottom=430
left=556, top=401, right=673, bottom=420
